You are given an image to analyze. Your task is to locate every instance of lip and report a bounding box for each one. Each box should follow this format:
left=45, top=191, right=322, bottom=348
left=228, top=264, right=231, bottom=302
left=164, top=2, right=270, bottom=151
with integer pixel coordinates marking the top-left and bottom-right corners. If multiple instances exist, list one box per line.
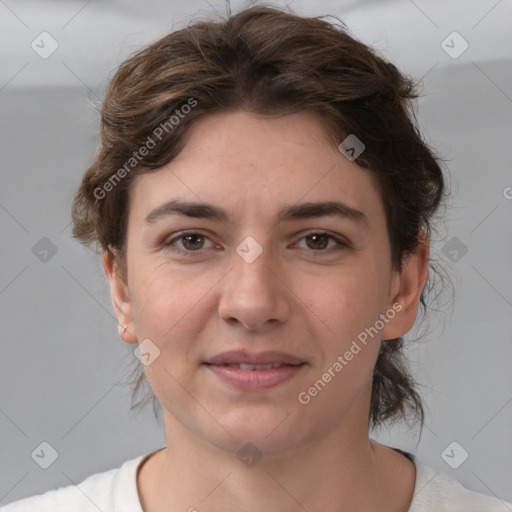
left=203, top=350, right=306, bottom=391
left=205, top=350, right=305, bottom=366
left=205, top=363, right=306, bottom=391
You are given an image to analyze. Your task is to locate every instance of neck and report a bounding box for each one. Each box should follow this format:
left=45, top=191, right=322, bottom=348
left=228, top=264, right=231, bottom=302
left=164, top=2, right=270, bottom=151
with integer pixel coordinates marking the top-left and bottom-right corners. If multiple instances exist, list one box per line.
left=138, top=417, right=416, bottom=512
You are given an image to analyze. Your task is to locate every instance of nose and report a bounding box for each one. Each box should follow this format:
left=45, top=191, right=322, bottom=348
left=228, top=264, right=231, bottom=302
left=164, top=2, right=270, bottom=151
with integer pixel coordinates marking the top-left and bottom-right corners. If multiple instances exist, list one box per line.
left=217, top=247, right=291, bottom=331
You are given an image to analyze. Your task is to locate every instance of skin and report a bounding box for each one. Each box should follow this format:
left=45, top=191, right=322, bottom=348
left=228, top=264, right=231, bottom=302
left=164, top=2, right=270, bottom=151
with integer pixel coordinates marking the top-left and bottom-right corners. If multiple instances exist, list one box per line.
left=104, top=109, right=429, bottom=512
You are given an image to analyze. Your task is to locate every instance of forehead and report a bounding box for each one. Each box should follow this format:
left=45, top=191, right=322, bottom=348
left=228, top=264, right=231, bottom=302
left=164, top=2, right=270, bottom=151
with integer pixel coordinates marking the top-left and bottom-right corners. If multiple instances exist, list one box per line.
left=129, top=110, right=386, bottom=228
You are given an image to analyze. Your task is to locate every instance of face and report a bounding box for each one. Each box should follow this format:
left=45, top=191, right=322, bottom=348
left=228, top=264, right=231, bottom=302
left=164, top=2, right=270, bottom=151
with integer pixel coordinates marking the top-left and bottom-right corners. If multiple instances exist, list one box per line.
left=106, top=110, right=427, bottom=456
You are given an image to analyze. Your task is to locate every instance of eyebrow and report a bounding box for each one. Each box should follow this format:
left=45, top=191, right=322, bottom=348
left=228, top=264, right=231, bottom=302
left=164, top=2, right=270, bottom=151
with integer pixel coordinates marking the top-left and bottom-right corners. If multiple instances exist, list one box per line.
left=145, top=199, right=367, bottom=225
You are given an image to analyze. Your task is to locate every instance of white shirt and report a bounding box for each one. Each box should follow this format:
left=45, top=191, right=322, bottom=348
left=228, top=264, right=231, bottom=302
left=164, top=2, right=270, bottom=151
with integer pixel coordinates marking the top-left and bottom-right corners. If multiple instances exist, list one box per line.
left=2, top=448, right=510, bottom=511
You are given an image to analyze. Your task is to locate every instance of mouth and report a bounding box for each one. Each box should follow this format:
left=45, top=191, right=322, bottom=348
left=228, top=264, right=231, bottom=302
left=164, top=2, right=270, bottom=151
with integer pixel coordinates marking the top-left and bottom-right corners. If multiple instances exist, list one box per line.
left=207, top=362, right=292, bottom=370
left=203, top=351, right=307, bottom=390
left=204, top=350, right=305, bottom=366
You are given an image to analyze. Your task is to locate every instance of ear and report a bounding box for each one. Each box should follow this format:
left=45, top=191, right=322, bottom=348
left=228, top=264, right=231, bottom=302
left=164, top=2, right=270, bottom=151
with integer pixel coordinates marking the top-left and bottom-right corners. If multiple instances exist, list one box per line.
left=103, top=251, right=138, bottom=344
left=381, top=233, right=430, bottom=340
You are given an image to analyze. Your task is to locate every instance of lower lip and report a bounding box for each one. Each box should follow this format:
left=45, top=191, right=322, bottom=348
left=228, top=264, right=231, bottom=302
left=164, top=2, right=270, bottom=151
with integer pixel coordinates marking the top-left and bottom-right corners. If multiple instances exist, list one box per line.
left=205, top=364, right=306, bottom=391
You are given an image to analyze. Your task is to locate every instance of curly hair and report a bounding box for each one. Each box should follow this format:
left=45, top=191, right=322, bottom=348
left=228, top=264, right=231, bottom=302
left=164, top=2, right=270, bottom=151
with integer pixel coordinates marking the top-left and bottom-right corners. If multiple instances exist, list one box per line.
left=71, top=4, right=447, bottom=432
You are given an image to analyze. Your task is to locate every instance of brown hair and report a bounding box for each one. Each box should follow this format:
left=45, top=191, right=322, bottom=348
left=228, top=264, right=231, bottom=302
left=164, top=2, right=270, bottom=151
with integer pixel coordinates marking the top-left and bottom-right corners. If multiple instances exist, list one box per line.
left=72, top=4, right=447, bottom=432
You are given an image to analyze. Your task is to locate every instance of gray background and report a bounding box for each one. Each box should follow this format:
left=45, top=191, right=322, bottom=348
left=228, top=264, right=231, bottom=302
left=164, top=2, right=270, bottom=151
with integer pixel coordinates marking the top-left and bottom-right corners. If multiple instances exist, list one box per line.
left=1, top=0, right=511, bottom=506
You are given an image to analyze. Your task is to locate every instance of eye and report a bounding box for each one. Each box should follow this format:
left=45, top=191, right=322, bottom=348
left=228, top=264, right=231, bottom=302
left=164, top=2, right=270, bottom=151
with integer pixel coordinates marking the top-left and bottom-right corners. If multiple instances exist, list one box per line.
left=162, top=231, right=216, bottom=255
left=161, top=230, right=348, bottom=256
left=295, top=232, right=347, bottom=252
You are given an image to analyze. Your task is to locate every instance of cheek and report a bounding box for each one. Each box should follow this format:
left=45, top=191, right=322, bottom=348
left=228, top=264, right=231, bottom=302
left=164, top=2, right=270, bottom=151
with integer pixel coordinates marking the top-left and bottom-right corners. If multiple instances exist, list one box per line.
left=131, top=269, right=173, bottom=335
left=128, top=259, right=222, bottom=353
left=129, top=264, right=211, bottom=403
left=129, top=261, right=182, bottom=335
left=303, top=259, right=390, bottom=343
left=298, top=267, right=387, bottom=416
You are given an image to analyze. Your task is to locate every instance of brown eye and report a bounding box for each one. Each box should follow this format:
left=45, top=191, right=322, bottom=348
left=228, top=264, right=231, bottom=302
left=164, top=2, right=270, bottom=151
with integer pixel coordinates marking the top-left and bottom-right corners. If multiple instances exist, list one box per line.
left=163, top=231, right=215, bottom=255
left=305, top=233, right=330, bottom=250
left=181, top=233, right=205, bottom=250
left=295, top=232, right=347, bottom=252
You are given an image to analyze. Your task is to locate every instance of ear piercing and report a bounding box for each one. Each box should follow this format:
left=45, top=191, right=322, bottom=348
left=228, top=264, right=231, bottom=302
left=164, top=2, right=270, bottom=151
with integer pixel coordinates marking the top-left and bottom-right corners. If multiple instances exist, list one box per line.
left=122, top=325, right=127, bottom=334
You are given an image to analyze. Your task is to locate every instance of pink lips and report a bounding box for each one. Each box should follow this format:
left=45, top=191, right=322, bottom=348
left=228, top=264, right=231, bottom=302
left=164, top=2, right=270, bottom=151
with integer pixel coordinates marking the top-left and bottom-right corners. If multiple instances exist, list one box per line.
left=204, top=350, right=306, bottom=391
left=205, top=350, right=304, bottom=366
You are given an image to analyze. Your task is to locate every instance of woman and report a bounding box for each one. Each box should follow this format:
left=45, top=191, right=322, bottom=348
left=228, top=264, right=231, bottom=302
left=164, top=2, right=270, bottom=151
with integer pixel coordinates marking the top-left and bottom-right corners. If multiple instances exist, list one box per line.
left=4, top=5, right=510, bottom=511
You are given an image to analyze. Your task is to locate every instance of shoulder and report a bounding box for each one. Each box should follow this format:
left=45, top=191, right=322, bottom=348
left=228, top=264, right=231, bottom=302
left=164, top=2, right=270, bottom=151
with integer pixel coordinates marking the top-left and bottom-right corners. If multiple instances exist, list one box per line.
left=1, top=451, right=153, bottom=512
left=409, top=456, right=512, bottom=512
left=1, top=468, right=120, bottom=512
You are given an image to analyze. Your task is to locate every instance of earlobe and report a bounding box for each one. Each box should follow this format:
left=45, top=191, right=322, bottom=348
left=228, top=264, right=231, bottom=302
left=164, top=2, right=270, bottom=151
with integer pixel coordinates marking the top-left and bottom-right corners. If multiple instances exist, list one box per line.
left=103, top=251, right=138, bottom=344
left=382, top=234, right=430, bottom=340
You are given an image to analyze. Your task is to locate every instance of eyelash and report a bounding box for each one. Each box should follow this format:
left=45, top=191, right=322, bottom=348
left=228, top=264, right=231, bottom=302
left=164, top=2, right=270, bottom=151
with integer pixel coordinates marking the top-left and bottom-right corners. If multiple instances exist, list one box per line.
left=161, top=230, right=348, bottom=256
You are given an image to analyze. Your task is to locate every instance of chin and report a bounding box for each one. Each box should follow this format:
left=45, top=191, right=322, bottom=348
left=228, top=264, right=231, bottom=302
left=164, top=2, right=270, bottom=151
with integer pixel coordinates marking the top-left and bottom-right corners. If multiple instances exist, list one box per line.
left=205, top=407, right=308, bottom=458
